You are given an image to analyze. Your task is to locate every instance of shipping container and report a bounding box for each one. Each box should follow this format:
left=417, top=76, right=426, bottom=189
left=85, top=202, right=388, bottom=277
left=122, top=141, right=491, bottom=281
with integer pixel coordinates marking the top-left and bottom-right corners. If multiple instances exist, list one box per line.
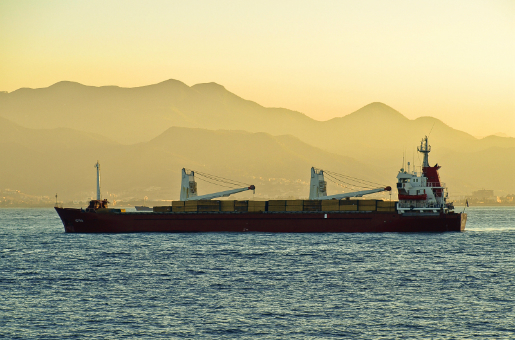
left=358, top=200, right=378, bottom=206
left=153, top=206, right=172, bottom=212
left=303, top=200, right=321, bottom=212
left=221, top=200, right=236, bottom=212
left=377, top=207, right=395, bottom=212
left=321, top=201, right=339, bottom=211
left=198, top=206, right=220, bottom=212
left=340, top=200, right=358, bottom=205
left=234, top=201, right=248, bottom=212
left=377, top=201, right=396, bottom=208
left=268, top=200, right=287, bottom=206
left=248, top=201, right=266, bottom=212
left=303, top=200, right=322, bottom=206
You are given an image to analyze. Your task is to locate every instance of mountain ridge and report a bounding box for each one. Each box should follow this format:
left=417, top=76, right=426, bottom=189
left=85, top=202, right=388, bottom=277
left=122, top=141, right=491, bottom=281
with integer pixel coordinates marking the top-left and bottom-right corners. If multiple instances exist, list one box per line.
left=1, top=79, right=513, bottom=198
left=0, top=114, right=513, bottom=199
left=0, top=118, right=391, bottom=200
left=1, top=79, right=513, bottom=155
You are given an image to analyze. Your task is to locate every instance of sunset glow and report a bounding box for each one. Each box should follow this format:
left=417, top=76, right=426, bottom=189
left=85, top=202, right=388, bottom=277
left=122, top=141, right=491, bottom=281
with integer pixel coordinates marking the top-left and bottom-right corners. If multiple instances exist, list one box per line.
left=1, top=0, right=514, bottom=136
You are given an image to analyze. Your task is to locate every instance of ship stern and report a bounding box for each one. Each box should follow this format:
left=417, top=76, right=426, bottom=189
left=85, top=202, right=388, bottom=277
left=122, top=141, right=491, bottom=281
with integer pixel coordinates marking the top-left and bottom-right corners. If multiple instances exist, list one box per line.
left=460, top=212, right=467, bottom=231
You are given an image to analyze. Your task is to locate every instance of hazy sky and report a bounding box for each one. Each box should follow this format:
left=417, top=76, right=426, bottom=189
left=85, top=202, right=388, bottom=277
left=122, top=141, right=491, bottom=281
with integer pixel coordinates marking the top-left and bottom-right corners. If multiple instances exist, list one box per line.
left=1, top=0, right=514, bottom=137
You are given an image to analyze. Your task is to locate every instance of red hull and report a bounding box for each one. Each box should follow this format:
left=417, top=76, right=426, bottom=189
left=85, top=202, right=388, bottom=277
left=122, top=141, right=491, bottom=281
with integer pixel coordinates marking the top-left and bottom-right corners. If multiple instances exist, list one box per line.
left=55, top=208, right=466, bottom=233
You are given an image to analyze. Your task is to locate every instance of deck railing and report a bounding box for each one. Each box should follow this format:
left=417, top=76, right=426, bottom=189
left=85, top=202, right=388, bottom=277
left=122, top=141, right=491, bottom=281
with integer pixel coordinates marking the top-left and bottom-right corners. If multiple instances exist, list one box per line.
left=426, top=182, right=446, bottom=188
left=397, top=202, right=443, bottom=209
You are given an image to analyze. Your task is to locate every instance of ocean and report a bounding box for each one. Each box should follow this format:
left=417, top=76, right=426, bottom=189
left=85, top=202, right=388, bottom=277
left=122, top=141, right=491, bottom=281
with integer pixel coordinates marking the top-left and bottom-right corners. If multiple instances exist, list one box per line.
left=1, top=207, right=514, bottom=339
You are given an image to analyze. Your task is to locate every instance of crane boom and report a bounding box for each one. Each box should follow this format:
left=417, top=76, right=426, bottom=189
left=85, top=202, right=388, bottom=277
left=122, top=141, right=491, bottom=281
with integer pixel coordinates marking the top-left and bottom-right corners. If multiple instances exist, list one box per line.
left=309, top=166, right=391, bottom=200
left=316, top=187, right=391, bottom=200
left=180, top=168, right=255, bottom=201
left=185, top=185, right=256, bottom=201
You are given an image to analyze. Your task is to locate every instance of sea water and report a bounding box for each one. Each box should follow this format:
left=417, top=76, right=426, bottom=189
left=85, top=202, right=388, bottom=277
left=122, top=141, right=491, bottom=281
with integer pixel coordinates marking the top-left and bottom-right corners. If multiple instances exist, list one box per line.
left=1, top=207, right=514, bottom=339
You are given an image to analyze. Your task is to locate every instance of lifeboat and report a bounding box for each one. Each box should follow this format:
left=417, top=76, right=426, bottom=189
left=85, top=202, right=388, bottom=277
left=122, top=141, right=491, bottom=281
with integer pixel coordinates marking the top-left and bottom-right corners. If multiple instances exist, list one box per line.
left=398, top=193, right=427, bottom=200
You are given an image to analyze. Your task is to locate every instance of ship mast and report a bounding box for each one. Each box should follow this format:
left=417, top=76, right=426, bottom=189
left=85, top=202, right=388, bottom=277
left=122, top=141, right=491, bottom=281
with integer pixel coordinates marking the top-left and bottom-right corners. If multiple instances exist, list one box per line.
left=94, top=160, right=101, bottom=200
left=417, top=136, right=431, bottom=168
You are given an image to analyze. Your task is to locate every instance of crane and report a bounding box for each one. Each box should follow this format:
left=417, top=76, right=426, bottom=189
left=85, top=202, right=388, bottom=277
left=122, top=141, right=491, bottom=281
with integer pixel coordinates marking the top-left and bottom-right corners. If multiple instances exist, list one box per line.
left=309, top=167, right=391, bottom=200
left=180, top=168, right=255, bottom=201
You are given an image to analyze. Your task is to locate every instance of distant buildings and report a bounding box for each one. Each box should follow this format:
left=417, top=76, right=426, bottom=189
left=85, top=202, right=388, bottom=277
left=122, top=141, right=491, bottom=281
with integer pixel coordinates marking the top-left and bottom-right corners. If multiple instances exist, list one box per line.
left=461, top=189, right=515, bottom=205
left=451, top=189, right=514, bottom=206
left=470, top=189, right=497, bottom=203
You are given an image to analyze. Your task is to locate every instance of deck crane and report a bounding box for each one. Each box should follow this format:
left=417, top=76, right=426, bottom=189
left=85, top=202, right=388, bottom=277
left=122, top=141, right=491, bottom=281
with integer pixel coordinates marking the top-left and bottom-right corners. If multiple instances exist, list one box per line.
left=309, top=167, right=391, bottom=200
left=180, top=168, right=255, bottom=201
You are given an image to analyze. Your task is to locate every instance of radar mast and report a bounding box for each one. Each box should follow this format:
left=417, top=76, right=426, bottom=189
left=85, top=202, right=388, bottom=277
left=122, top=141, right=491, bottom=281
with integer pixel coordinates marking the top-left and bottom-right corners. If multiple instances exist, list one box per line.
left=417, top=136, right=431, bottom=167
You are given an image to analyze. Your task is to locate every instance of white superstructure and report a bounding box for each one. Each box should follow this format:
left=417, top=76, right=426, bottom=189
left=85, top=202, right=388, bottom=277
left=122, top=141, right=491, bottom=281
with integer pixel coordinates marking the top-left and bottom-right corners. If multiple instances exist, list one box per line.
left=396, top=136, right=453, bottom=214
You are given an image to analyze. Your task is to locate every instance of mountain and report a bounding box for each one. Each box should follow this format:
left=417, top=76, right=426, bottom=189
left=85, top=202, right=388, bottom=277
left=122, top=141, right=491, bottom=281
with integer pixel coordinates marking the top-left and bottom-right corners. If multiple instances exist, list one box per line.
left=1, top=79, right=514, bottom=197
left=0, top=80, right=317, bottom=144
left=0, top=116, right=117, bottom=149
left=0, top=118, right=390, bottom=201
left=2, top=80, right=513, bottom=154
left=438, top=147, right=515, bottom=196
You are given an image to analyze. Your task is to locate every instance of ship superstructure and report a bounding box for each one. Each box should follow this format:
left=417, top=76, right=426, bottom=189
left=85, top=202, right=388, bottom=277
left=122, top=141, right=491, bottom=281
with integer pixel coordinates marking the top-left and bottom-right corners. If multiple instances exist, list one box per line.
left=396, top=136, right=453, bottom=214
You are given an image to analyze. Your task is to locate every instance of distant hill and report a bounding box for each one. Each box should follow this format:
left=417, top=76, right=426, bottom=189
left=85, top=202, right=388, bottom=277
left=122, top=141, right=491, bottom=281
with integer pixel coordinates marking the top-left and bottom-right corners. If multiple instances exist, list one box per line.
left=0, top=80, right=316, bottom=144
left=438, top=146, right=515, bottom=197
left=0, top=118, right=391, bottom=201
left=0, top=116, right=117, bottom=149
left=1, top=79, right=514, bottom=197
left=1, top=80, right=513, bottom=154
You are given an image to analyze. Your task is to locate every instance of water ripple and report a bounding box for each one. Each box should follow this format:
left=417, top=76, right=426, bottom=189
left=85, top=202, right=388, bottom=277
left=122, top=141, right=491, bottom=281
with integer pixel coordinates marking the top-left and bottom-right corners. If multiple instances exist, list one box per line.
left=0, top=207, right=514, bottom=339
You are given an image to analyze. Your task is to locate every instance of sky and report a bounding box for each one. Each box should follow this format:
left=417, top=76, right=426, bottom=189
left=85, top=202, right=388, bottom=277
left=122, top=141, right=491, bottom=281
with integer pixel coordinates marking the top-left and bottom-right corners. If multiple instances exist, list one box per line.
left=1, top=0, right=514, bottom=137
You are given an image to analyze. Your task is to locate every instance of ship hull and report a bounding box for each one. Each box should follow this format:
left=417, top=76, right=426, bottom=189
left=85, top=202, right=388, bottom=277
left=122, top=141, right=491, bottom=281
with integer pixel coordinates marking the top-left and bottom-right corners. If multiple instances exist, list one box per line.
left=55, top=208, right=466, bottom=233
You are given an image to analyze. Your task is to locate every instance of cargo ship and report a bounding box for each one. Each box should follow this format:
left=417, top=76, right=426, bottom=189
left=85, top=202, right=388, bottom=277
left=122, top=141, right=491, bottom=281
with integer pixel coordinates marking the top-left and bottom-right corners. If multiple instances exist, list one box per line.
left=55, top=137, right=466, bottom=233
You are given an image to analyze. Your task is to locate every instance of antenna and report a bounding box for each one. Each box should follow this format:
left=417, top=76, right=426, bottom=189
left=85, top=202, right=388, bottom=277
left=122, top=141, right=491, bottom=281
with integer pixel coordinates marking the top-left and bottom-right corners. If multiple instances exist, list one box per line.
left=428, top=122, right=436, bottom=137
left=402, top=148, right=407, bottom=169
left=94, top=161, right=101, bottom=200
left=417, top=136, right=431, bottom=168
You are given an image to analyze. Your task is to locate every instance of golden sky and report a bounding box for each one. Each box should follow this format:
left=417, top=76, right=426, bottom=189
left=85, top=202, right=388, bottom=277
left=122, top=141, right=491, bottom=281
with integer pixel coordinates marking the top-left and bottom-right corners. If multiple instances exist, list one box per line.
left=1, top=0, right=514, bottom=137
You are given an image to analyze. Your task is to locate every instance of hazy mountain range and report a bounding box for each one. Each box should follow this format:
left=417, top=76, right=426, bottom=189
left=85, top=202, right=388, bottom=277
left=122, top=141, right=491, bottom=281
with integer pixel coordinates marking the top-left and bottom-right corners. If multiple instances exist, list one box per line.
left=1, top=80, right=514, bottom=202
left=0, top=119, right=390, bottom=201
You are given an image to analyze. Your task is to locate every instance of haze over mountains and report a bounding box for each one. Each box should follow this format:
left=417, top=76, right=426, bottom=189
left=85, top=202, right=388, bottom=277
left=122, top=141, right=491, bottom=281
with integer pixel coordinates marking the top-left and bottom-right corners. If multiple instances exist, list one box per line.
left=1, top=79, right=514, bottom=202
left=0, top=120, right=390, bottom=201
